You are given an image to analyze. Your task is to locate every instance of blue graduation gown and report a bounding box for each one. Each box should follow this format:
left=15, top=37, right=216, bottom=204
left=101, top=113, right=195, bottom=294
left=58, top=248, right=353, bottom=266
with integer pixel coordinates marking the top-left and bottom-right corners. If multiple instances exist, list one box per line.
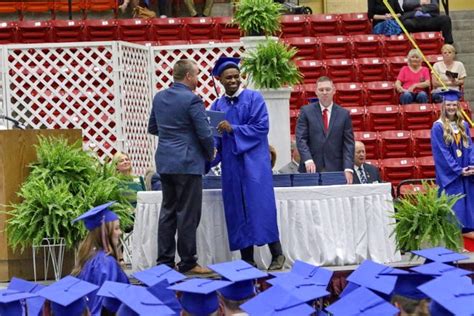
left=431, top=121, right=474, bottom=230
left=210, top=89, right=280, bottom=251
left=77, top=250, right=129, bottom=315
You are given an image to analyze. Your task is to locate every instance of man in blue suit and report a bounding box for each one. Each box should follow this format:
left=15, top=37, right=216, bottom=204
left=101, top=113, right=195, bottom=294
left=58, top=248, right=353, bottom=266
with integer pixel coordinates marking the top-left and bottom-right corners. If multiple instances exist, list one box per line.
left=296, top=76, right=355, bottom=184
left=148, top=59, right=215, bottom=274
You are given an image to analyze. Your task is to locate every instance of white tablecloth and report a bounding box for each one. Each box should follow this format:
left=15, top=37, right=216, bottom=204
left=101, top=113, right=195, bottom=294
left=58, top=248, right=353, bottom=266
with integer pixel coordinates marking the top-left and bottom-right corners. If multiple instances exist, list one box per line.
left=131, top=183, right=401, bottom=272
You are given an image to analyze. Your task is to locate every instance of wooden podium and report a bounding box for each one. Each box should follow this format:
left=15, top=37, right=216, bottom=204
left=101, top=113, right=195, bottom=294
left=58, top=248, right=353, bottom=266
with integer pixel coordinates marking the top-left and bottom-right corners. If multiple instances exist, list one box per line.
left=0, top=129, right=82, bottom=281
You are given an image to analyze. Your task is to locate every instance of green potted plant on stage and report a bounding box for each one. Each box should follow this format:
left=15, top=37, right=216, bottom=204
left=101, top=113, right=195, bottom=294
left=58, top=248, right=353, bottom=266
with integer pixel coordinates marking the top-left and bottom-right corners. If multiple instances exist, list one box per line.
left=233, top=0, right=282, bottom=37
left=6, top=136, right=134, bottom=251
left=391, top=181, right=463, bottom=252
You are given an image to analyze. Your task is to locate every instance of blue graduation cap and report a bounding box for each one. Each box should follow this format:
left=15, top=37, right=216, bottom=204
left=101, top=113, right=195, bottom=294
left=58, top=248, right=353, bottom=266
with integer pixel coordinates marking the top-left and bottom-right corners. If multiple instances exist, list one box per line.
left=325, top=286, right=399, bottom=316
left=411, top=247, right=468, bottom=264
left=72, top=201, right=119, bottom=230
left=36, top=275, right=99, bottom=316
left=8, top=277, right=46, bottom=316
left=168, top=278, right=232, bottom=316
left=96, top=281, right=131, bottom=313
left=378, top=269, right=434, bottom=300
left=132, top=264, right=186, bottom=287
left=240, top=284, right=315, bottom=315
left=208, top=260, right=268, bottom=301
left=0, top=288, right=38, bottom=316
left=212, top=57, right=240, bottom=77
left=418, top=275, right=474, bottom=316
left=410, top=261, right=473, bottom=278
left=109, top=283, right=175, bottom=316
left=438, top=89, right=463, bottom=102
left=147, top=279, right=182, bottom=315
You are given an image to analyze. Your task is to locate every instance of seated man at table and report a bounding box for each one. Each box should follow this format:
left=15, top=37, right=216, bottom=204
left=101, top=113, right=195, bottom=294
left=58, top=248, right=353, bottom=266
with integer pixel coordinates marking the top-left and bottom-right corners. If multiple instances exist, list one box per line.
left=278, top=141, right=300, bottom=174
left=352, top=141, right=381, bottom=184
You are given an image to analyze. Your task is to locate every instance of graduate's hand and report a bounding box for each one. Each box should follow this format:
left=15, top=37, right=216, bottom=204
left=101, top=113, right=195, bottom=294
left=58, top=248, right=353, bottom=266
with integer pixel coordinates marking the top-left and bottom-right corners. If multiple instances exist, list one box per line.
left=217, top=120, right=233, bottom=134
left=345, top=171, right=353, bottom=184
left=461, top=167, right=473, bottom=176
left=305, top=161, right=316, bottom=173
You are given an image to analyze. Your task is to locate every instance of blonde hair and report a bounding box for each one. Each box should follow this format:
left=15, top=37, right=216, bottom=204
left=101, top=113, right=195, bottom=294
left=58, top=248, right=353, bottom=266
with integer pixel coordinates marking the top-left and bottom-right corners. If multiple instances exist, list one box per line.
left=71, top=220, right=122, bottom=276
left=440, top=101, right=469, bottom=147
left=113, top=151, right=132, bottom=175
left=441, top=44, right=456, bottom=54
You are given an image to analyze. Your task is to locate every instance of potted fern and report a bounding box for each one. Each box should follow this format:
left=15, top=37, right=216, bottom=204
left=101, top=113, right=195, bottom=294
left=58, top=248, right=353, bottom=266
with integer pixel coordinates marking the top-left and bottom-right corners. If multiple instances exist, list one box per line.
left=391, top=182, right=463, bottom=253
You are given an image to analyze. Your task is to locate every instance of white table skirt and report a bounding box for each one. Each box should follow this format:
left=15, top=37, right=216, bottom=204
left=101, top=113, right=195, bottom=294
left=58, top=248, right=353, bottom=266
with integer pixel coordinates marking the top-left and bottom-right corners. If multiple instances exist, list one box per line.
left=131, top=183, right=401, bottom=272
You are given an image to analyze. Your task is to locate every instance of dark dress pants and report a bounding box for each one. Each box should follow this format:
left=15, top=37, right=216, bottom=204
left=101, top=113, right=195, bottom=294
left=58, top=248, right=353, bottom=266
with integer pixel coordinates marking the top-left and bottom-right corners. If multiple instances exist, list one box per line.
left=157, top=174, right=202, bottom=272
left=403, top=15, right=453, bottom=44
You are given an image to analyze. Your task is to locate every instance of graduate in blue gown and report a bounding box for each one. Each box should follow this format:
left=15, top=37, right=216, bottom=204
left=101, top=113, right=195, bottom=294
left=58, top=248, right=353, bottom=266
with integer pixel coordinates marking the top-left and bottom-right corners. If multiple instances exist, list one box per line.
left=431, top=90, right=474, bottom=240
left=71, top=202, right=130, bottom=315
left=210, top=57, right=285, bottom=270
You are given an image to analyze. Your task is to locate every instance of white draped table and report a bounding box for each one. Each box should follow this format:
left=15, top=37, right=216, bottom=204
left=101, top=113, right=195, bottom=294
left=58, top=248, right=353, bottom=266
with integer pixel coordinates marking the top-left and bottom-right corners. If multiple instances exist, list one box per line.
left=131, top=183, right=401, bottom=272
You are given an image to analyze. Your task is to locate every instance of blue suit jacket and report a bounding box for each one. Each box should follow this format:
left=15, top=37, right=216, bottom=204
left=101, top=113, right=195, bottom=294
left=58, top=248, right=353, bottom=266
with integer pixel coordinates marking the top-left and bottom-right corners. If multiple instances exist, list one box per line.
left=296, top=102, right=355, bottom=173
left=148, top=82, right=214, bottom=175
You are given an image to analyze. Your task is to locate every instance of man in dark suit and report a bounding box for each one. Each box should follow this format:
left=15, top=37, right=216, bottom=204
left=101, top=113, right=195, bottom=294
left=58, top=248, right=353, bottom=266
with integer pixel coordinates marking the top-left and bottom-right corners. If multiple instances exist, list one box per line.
left=296, top=76, right=355, bottom=184
left=353, top=141, right=382, bottom=184
left=148, top=59, right=215, bottom=274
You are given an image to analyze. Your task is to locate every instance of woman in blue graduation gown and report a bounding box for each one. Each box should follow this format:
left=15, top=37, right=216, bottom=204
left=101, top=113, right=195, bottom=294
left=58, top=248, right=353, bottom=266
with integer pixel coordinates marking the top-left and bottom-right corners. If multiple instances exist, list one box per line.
left=71, top=202, right=130, bottom=315
left=210, top=57, right=285, bottom=270
left=431, top=90, right=474, bottom=239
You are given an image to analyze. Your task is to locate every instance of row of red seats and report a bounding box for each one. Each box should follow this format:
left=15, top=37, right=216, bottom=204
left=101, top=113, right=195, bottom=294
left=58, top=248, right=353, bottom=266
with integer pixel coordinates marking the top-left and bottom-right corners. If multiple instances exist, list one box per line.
left=293, top=55, right=442, bottom=85
left=366, top=156, right=435, bottom=186
left=284, top=33, right=444, bottom=60
left=289, top=103, right=472, bottom=134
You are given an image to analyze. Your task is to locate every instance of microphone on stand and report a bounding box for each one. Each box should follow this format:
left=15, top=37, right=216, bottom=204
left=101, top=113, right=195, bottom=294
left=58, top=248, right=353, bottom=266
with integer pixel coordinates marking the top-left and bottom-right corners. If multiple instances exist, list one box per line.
left=0, top=115, right=26, bottom=130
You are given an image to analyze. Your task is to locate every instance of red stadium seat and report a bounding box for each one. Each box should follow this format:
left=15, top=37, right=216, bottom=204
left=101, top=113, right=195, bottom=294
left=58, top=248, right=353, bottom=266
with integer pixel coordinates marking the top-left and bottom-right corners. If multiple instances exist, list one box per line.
left=319, top=35, right=352, bottom=59
left=280, top=14, right=308, bottom=38
left=356, top=57, right=387, bottom=82
left=354, top=131, right=379, bottom=159
left=381, top=157, right=417, bottom=186
left=339, top=12, right=371, bottom=35
left=325, top=58, right=357, bottom=83
left=416, top=156, right=435, bottom=179
left=290, top=85, right=306, bottom=110
left=183, top=17, right=214, bottom=40
left=386, top=56, right=408, bottom=81
left=382, top=34, right=411, bottom=57
left=334, top=82, right=364, bottom=107
left=412, top=32, right=444, bottom=55
left=308, top=14, right=340, bottom=36
left=365, top=81, right=398, bottom=105
left=347, top=106, right=367, bottom=132
left=51, top=20, right=84, bottom=42
left=21, top=1, right=52, bottom=14
left=295, top=59, right=326, bottom=84
left=379, top=130, right=413, bottom=158
left=214, top=16, right=240, bottom=40
left=290, top=109, right=299, bottom=134
left=401, top=103, right=434, bottom=130
left=0, top=21, right=17, bottom=44
left=150, top=17, right=185, bottom=41
left=17, top=20, right=51, bottom=43
left=351, top=34, right=383, bottom=58
left=283, top=37, right=319, bottom=60
left=157, top=39, right=189, bottom=46
left=366, top=104, right=401, bottom=131
left=53, top=0, right=84, bottom=15
left=117, top=18, right=150, bottom=42
left=302, top=83, right=317, bottom=103
left=84, top=19, right=117, bottom=41
left=85, top=0, right=117, bottom=13
left=412, top=129, right=433, bottom=157
left=0, top=1, right=20, bottom=14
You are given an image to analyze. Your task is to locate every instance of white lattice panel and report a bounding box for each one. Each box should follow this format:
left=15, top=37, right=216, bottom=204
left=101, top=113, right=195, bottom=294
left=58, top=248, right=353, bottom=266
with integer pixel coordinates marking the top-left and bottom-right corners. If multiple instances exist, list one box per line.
left=0, top=46, right=6, bottom=121
left=117, top=42, right=154, bottom=175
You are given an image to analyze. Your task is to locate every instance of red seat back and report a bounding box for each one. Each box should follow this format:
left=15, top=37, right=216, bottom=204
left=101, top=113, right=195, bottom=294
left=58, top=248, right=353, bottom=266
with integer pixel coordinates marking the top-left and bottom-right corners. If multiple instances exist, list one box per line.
left=339, top=12, right=371, bottom=35
left=51, top=19, right=84, bottom=42
left=347, top=106, right=367, bottom=132
left=416, top=156, right=435, bottom=179
left=412, top=129, right=433, bottom=157
left=183, top=17, right=215, bottom=40
left=17, top=20, right=51, bottom=43
left=334, top=82, right=365, bottom=107
left=351, top=34, right=383, bottom=58
left=379, top=130, right=413, bottom=158
left=308, top=14, right=340, bottom=36
left=382, top=157, right=417, bottom=186
left=325, top=58, right=357, bottom=83
left=295, top=59, right=326, bottom=84
left=355, top=131, right=379, bottom=159
left=214, top=16, right=240, bottom=40
left=117, top=18, right=151, bottom=42
left=412, top=32, right=444, bottom=55
left=280, top=15, right=308, bottom=38
left=382, top=34, right=411, bottom=57
left=356, top=57, right=387, bottom=82
left=283, top=37, right=319, bottom=60
left=365, top=81, right=398, bottom=105
left=401, top=103, right=434, bottom=130
left=150, top=17, right=184, bottom=41
left=0, top=21, right=17, bottom=44
left=84, top=19, right=118, bottom=41
left=366, top=104, right=401, bottom=131
left=319, top=35, right=352, bottom=59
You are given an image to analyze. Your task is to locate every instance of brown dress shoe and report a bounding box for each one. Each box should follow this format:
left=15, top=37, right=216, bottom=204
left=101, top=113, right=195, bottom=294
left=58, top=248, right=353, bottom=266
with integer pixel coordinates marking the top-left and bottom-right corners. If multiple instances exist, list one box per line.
left=184, top=264, right=214, bottom=275
left=267, top=255, right=286, bottom=271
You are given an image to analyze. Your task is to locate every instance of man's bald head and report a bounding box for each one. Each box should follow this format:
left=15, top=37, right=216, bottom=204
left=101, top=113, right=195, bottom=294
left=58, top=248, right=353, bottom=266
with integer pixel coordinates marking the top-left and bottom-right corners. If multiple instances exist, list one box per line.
left=354, top=141, right=366, bottom=167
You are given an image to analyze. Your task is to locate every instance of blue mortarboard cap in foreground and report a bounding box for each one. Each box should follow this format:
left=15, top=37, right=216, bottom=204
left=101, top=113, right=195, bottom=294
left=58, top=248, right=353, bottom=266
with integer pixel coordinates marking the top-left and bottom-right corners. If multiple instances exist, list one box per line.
left=0, top=289, right=38, bottom=315
left=411, top=247, right=468, bottom=264
left=72, top=201, right=119, bottom=230
left=208, top=260, right=267, bottom=301
left=132, top=264, right=186, bottom=287
left=410, top=261, right=474, bottom=278
left=8, top=277, right=46, bottom=316
left=345, top=260, right=402, bottom=296
left=96, top=281, right=131, bottom=313
left=418, top=275, right=474, bottom=316
left=240, top=284, right=315, bottom=315
left=212, top=57, right=240, bottom=77
left=168, top=278, right=232, bottom=316
left=109, top=284, right=174, bottom=316
left=36, top=275, right=99, bottom=316
left=325, top=286, right=399, bottom=316
left=379, top=270, right=433, bottom=300
left=439, top=89, right=463, bottom=102
left=147, top=279, right=182, bottom=314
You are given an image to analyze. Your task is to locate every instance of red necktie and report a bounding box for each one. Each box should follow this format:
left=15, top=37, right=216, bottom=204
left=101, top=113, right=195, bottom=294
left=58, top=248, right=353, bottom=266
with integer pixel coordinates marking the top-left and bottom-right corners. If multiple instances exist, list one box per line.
left=322, top=108, right=328, bottom=132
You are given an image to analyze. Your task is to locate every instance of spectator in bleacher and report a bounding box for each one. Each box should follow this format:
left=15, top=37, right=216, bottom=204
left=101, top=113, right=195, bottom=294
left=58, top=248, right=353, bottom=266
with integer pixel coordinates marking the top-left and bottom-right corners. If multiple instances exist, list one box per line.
left=353, top=141, right=381, bottom=184
left=432, top=44, right=467, bottom=103
left=184, top=0, right=214, bottom=17
left=278, top=141, right=300, bottom=174
left=367, top=0, right=403, bottom=35
left=401, top=0, right=453, bottom=44
left=296, top=76, right=355, bottom=184
left=431, top=89, right=474, bottom=241
left=395, top=49, right=431, bottom=104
